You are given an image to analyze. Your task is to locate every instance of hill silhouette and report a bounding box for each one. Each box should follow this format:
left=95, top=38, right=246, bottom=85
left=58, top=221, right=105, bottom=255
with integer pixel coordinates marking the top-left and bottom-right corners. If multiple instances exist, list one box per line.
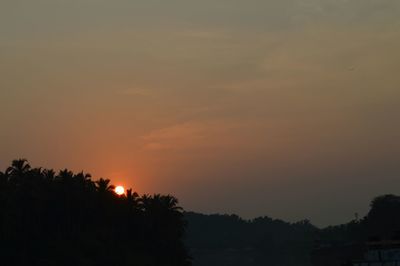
left=185, top=195, right=400, bottom=266
left=0, top=159, right=191, bottom=266
left=185, top=212, right=317, bottom=265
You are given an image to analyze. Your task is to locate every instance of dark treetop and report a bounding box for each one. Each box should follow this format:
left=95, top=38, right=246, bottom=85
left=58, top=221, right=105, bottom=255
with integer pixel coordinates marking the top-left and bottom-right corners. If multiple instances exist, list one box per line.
left=0, top=159, right=191, bottom=266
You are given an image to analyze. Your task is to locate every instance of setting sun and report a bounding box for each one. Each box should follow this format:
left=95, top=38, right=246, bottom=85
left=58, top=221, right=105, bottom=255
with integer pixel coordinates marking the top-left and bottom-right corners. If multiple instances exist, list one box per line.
left=115, top=186, right=125, bottom=195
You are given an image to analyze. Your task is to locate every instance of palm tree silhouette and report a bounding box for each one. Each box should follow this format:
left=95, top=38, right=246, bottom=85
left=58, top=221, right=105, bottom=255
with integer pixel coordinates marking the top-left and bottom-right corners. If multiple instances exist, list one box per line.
left=74, top=171, right=94, bottom=191
left=95, top=178, right=115, bottom=194
left=126, top=189, right=139, bottom=206
left=6, top=159, right=31, bottom=175
left=139, top=194, right=183, bottom=215
left=42, top=169, right=56, bottom=182
left=6, top=159, right=31, bottom=184
left=160, top=195, right=183, bottom=212
left=0, top=159, right=192, bottom=266
left=57, top=169, right=74, bottom=182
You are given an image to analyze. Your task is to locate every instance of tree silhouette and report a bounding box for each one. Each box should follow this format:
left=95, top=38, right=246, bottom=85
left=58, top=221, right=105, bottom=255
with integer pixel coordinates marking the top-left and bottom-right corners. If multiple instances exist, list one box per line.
left=0, top=160, right=191, bottom=266
left=95, top=178, right=115, bottom=194
left=6, top=158, right=31, bottom=175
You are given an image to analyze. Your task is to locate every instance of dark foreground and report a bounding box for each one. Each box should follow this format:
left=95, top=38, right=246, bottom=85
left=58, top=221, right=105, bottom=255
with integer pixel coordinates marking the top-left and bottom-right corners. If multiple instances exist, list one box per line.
left=2, top=159, right=400, bottom=266
left=185, top=195, right=400, bottom=266
left=0, top=159, right=191, bottom=266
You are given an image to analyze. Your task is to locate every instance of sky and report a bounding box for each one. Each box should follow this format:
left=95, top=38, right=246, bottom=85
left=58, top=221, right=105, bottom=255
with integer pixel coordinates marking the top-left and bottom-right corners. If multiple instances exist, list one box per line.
left=1, top=0, right=400, bottom=226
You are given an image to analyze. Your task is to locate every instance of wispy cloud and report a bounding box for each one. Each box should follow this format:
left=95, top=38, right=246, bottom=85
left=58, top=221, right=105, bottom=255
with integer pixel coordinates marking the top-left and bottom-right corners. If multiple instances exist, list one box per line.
left=140, top=122, right=207, bottom=151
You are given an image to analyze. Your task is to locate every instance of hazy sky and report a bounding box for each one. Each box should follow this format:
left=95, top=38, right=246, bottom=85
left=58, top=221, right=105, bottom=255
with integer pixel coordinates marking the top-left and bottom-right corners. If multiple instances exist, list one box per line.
left=1, top=0, right=400, bottom=226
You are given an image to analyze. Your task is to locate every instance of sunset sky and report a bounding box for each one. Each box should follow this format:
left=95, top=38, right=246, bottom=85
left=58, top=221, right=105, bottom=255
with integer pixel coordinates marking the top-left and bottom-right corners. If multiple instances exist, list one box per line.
left=1, top=0, right=400, bottom=226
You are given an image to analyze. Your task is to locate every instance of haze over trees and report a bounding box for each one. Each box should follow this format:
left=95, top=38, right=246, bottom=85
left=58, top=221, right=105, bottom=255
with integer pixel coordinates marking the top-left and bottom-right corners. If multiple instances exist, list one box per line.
left=185, top=195, right=400, bottom=266
left=185, top=212, right=318, bottom=266
left=0, top=159, right=191, bottom=266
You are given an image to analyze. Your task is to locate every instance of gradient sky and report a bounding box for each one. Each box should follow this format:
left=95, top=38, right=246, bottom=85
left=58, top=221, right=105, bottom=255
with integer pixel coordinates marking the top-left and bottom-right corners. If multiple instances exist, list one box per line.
left=1, top=0, right=400, bottom=226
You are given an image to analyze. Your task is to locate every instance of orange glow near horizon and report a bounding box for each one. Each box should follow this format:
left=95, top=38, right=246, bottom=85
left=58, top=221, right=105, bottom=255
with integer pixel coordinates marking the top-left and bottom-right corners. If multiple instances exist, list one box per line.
left=115, top=186, right=125, bottom=195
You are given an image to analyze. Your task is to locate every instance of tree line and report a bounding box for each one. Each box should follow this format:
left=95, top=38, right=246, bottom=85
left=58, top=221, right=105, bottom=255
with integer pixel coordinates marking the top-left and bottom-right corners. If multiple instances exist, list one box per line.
left=2, top=159, right=399, bottom=266
left=185, top=195, right=400, bottom=266
left=0, top=159, right=191, bottom=266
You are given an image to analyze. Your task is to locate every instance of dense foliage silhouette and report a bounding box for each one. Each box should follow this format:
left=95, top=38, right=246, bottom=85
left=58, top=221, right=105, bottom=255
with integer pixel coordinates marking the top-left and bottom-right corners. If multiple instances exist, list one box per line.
left=319, top=194, right=400, bottom=244
left=185, top=194, right=400, bottom=266
left=0, top=159, right=191, bottom=266
left=185, top=212, right=317, bottom=266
